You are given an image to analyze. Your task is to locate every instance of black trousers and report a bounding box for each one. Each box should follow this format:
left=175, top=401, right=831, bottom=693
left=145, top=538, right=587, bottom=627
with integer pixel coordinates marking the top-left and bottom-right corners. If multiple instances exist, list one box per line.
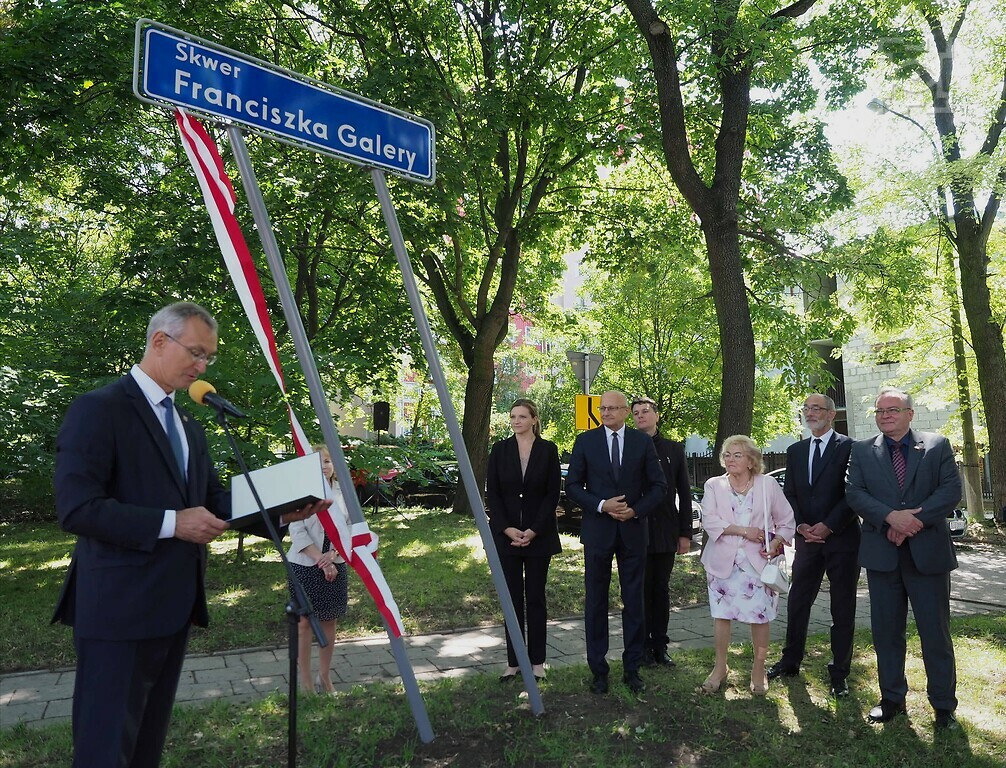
left=500, top=555, right=552, bottom=666
left=643, top=551, right=676, bottom=652
left=779, top=541, right=860, bottom=682
left=72, top=625, right=190, bottom=768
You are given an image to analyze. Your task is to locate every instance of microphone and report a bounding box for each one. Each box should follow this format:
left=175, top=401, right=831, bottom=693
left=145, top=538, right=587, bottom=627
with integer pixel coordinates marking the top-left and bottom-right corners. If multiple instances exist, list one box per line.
left=188, top=380, right=248, bottom=419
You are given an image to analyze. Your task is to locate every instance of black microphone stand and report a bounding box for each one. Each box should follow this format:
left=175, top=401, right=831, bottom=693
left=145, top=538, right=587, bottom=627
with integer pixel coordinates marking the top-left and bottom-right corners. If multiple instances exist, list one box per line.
left=212, top=405, right=326, bottom=768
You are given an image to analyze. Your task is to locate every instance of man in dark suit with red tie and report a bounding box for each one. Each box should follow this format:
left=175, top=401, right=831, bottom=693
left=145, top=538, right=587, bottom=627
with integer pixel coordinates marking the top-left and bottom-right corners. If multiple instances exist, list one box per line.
left=565, top=390, right=666, bottom=695
left=52, top=302, right=327, bottom=767
left=846, top=387, right=961, bottom=730
left=767, top=393, right=859, bottom=697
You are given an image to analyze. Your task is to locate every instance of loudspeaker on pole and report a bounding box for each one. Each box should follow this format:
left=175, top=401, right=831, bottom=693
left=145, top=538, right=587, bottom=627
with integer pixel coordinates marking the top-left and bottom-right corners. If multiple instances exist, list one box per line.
left=373, top=401, right=390, bottom=431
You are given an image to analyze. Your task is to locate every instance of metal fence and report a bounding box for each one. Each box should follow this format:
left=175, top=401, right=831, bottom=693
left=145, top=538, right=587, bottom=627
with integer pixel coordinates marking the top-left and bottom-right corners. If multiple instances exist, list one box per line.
left=687, top=452, right=788, bottom=487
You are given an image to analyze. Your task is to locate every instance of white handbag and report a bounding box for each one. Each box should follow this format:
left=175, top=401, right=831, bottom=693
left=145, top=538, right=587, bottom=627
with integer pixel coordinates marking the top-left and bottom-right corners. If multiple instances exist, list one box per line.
left=759, top=479, right=790, bottom=595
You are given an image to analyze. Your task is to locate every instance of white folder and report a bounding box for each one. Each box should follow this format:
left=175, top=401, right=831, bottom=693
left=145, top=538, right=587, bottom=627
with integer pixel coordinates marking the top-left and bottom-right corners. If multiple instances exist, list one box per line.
left=229, top=452, right=327, bottom=529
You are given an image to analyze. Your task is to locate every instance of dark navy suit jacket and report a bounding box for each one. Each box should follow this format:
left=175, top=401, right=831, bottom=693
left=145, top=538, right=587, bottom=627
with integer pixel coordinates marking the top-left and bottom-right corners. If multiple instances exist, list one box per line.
left=565, top=425, right=666, bottom=553
left=784, top=433, right=859, bottom=553
left=52, top=374, right=231, bottom=640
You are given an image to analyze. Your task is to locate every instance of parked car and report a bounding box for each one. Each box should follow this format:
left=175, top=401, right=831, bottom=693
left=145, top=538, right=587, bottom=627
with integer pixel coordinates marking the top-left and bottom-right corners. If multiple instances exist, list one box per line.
left=764, top=466, right=968, bottom=538
left=556, top=464, right=703, bottom=537
left=689, top=486, right=704, bottom=536
left=947, top=508, right=969, bottom=538
left=387, top=460, right=459, bottom=508
left=767, top=467, right=786, bottom=488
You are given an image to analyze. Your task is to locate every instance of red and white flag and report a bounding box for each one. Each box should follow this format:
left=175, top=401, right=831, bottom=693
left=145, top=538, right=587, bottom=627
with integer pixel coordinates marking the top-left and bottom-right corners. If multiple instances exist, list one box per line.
left=175, top=108, right=405, bottom=637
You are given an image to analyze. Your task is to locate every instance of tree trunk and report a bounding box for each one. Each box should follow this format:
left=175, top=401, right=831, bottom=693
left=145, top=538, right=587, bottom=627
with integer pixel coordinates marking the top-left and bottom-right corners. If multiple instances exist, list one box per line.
left=625, top=0, right=758, bottom=455
left=955, top=225, right=1006, bottom=519
left=920, top=11, right=1006, bottom=518
left=452, top=329, right=500, bottom=515
left=703, top=215, right=756, bottom=451
left=945, top=260, right=985, bottom=518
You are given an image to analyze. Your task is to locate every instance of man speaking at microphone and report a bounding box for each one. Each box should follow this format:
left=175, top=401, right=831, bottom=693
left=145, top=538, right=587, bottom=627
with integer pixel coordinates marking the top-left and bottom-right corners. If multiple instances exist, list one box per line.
left=52, top=301, right=328, bottom=768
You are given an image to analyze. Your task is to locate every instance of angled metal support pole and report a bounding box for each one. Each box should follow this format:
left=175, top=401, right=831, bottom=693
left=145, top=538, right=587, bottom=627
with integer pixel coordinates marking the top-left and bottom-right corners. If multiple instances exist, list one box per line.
left=370, top=168, right=545, bottom=716
left=228, top=127, right=435, bottom=743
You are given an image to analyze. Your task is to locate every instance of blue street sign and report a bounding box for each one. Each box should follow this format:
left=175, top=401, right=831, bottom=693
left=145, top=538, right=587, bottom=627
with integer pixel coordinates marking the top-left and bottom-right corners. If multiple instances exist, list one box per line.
left=133, top=20, right=435, bottom=183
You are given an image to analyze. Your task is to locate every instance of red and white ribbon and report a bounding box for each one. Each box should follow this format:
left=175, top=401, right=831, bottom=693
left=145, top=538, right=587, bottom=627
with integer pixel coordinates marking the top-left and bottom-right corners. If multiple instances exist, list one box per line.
left=175, top=108, right=405, bottom=637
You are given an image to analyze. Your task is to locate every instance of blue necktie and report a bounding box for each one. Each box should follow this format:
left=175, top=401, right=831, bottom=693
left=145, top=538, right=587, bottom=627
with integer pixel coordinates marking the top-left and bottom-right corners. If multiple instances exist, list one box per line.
left=611, top=432, right=620, bottom=482
left=161, top=397, right=187, bottom=478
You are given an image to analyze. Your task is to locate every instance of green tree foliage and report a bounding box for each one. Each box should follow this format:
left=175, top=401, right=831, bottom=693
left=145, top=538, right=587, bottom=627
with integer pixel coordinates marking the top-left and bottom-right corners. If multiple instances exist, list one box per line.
left=580, top=158, right=841, bottom=445
left=278, top=0, right=629, bottom=510
left=867, top=0, right=1006, bottom=516
left=622, top=0, right=878, bottom=451
left=0, top=0, right=422, bottom=509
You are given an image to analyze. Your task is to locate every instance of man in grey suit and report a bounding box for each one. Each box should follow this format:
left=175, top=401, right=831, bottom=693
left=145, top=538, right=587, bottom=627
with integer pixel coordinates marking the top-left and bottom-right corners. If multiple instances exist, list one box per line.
left=846, top=387, right=961, bottom=729
left=565, top=390, right=666, bottom=695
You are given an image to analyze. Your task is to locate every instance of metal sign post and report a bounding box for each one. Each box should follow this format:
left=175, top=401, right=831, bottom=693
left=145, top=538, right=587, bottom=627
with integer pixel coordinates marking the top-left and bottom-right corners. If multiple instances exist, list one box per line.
left=227, top=130, right=435, bottom=743
left=370, top=169, right=544, bottom=715
left=133, top=16, right=545, bottom=741
left=566, top=350, right=603, bottom=395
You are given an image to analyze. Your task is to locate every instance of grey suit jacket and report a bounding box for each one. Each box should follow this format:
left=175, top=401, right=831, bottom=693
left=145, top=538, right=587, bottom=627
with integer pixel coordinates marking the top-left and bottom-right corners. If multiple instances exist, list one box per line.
left=846, top=429, right=960, bottom=574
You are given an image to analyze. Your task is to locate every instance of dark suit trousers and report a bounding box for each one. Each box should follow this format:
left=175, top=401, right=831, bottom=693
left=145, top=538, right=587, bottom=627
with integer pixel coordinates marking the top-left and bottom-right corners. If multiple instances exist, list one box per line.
left=780, top=542, right=860, bottom=681
left=643, top=551, right=675, bottom=652
left=500, top=555, right=552, bottom=666
left=867, top=545, right=957, bottom=710
left=72, top=625, right=190, bottom=768
left=584, top=532, right=646, bottom=676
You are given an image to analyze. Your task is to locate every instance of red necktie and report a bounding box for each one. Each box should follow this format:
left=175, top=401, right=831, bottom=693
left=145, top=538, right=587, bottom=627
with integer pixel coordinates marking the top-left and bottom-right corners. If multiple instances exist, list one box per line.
left=891, top=444, right=906, bottom=488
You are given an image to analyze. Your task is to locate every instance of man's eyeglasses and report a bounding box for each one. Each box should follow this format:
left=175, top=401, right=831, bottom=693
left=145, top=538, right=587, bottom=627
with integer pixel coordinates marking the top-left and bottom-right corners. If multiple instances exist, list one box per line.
left=165, top=333, right=217, bottom=366
left=598, top=405, right=626, bottom=413
left=874, top=406, right=911, bottom=416
left=801, top=405, right=830, bottom=413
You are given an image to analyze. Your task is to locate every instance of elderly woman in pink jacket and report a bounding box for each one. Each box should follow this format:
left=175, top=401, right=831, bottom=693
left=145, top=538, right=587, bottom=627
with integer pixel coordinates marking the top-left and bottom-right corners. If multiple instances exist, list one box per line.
left=699, top=435, right=795, bottom=695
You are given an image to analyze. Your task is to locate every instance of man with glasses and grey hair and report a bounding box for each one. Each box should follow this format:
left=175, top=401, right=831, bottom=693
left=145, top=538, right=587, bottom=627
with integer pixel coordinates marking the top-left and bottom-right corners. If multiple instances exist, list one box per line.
left=52, top=301, right=329, bottom=767
left=565, top=390, right=666, bottom=695
left=846, top=386, right=961, bottom=730
left=767, top=393, right=858, bottom=698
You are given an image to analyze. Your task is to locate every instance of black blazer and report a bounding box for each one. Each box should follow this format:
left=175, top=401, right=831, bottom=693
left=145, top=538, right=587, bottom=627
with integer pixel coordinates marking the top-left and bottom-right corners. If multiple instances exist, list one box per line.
left=52, top=374, right=233, bottom=640
left=647, top=434, right=693, bottom=553
left=783, top=433, right=859, bottom=553
left=565, top=425, right=666, bottom=552
left=486, top=436, right=562, bottom=557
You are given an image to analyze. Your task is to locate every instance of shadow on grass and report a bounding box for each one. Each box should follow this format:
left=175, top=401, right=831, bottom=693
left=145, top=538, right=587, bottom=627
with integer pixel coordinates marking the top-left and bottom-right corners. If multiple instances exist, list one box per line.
left=3, top=624, right=1003, bottom=768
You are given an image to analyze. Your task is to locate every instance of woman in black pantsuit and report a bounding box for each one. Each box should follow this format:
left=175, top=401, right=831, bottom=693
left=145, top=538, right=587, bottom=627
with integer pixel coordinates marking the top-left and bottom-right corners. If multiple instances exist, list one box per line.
left=486, top=398, right=562, bottom=681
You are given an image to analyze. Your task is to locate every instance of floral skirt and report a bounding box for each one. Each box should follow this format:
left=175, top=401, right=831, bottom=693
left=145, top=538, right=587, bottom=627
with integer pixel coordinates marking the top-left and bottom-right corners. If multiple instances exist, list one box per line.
left=707, top=549, right=778, bottom=624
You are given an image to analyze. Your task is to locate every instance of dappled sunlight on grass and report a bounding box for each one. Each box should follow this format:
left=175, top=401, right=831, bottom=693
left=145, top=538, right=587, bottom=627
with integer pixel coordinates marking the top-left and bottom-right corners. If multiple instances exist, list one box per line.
left=950, top=625, right=1006, bottom=737
left=209, top=587, right=252, bottom=608
left=464, top=536, right=487, bottom=560
left=395, top=540, right=434, bottom=557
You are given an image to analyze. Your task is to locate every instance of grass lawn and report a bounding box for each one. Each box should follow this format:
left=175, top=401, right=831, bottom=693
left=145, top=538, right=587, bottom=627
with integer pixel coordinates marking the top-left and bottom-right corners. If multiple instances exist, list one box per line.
left=2, top=614, right=1004, bottom=767
left=4, top=510, right=1004, bottom=766
left=0, top=506, right=708, bottom=673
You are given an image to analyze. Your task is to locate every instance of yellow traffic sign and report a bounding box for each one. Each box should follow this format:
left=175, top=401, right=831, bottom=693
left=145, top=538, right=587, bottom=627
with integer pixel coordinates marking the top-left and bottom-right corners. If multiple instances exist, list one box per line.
left=575, top=394, right=602, bottom=430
